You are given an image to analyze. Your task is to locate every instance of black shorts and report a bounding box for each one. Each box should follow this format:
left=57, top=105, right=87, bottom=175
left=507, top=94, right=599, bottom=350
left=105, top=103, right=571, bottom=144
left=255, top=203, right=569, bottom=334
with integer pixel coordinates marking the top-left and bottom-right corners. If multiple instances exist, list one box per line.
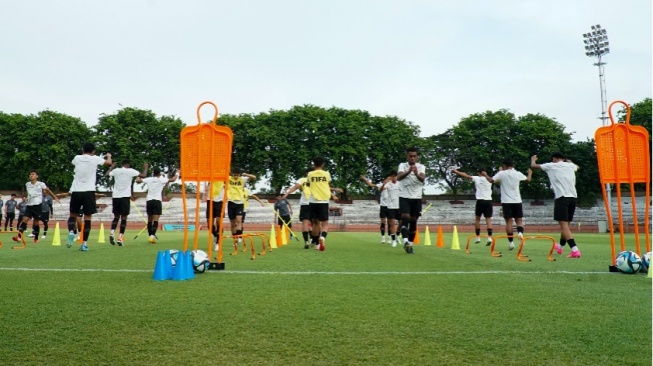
left=379, top=206, right=389, bottom=219
left=386, top=208, right=400, bottom=221
left=205, top=201, right=224, bottom=220
left=112, top=197, right=132, bottom=216
left=146, top=200, right=163, bottom=216
left=553, top=197, right=577, bottom=222
left=501, top=203, right=523, bottom=219
left=40, top=212, right=50, bottom=222
left=475, top=200, right=493, bottom=218
left=227, top=202, right=244, bottom=220
left=24, top=205, right=41, bottom=220
left=399, top=197, right=422, bottom=217
left=70, top=192, right=97, bottom=216
left=277, top=215, right=291, bottom=226
left=299, top=205, right=311, bottom=221
left=309, top=203, right=329, bottom=222
left=242, top=212, right=247, bottom=223
left=6, top=212, right=15, bottom=220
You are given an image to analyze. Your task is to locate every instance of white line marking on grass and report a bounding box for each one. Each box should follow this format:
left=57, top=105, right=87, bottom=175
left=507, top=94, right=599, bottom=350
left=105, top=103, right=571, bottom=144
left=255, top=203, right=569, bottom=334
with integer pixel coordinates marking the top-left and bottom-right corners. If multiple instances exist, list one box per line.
left=0, top=267, right=613, bottom=275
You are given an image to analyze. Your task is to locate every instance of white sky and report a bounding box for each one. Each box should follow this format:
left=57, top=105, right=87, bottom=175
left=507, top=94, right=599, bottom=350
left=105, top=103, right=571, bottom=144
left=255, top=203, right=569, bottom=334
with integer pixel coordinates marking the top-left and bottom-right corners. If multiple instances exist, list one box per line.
left=1, top=0, right=651, bottom=144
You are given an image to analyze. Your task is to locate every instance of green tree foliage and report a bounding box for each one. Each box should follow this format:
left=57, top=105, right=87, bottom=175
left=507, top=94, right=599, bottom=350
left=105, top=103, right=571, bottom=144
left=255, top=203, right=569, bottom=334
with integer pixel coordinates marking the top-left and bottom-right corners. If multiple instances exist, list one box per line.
left=566, top=139, right=600, bottom=206
left=221, top=105, right=421, bottom=199
left=619, top=98, right=651, bottom=134
left=421, top=132, right=468, bottom=201
left=0, top=111, right=91, bottom=192
left=92, top=108, right=184, bottom=189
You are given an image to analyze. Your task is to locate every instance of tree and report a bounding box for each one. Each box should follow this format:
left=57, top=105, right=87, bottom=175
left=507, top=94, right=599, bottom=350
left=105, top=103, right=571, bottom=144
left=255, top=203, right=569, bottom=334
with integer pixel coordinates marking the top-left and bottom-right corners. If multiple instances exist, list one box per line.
left=566, top=139, right=601, bottom=207
left=92, top=107, right=184, bottom=189
left=0, top=111, right=91, bottom=192
left=619, top=98, right=651, bottom=135
left=421, top=132, right=468, bottom=201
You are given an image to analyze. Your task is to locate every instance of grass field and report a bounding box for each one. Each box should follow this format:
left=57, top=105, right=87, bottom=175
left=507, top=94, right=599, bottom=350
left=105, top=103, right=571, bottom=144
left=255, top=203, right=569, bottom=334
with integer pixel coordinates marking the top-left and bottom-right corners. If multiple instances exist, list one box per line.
left=0, top=229, right=651, bottom=366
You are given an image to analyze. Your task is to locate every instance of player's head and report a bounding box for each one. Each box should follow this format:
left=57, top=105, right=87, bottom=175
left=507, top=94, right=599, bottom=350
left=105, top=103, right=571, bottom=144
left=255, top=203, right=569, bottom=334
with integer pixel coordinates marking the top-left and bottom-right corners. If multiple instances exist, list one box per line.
left=501, top=158, right=514, bottom=168
left=476, top=167, right=487, bottom=175
left=21, top=195, right=27, bottom=201
left=231, top=167, right=242, bottom=177
left=276, top=193, right=282, bottom=199
left=82, top=142, right=95, bottom=154
left=551, top=151, right=565, bottom=162
left=11, top=193, right=16, bottom=198
left=406, top=147, right=418, bottom=164
left=312, top=157, right=325, bottom=168
left=121, top=159, right=131, bottom=168
left=153, top=167, right=162, bottom=176
left=387, top=170, right=398, bottom=183
left=29, top=170, right=39, bottom=181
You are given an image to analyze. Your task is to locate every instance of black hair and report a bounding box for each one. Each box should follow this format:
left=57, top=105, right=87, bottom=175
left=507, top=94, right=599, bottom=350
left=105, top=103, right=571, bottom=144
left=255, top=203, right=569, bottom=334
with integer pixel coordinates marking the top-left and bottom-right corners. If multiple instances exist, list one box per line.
left=387, top=170, right=397, bottom=177
left=29, top=169, right=39, bottom=175
left=82, top=142, right=95, bottom=153
left=551, top=151, right=565, bottom=160
left=153, top=167, right=162, bottom=175
left=406, top=147, right=418, bottom=154
left=121, top=160, right=131, bottom=167
left=502, top=158, right=514, bottom=167
left=312, top=156, right=325, bottom=167
left=476, top=167, right=487, bottom=174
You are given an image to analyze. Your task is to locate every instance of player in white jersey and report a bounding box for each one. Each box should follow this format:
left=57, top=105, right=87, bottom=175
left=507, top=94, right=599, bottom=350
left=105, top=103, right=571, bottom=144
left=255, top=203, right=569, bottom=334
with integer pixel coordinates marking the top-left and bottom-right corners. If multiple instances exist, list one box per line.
left=397, top=147, right=426, bottom=254
left=106, top=160, right=148, bottom=246
left=136, top=167, right=179, bottom=244
left=67, top=142, right=112, bottom=251
left=380, top=171, right=400, bottom=247
left=12, top=170, right=60, bottom=244
left=485, top=158, right=532, bottom=250
left=452, top=167, right=495, bottom=245
left=531, top=152, right=581, bottom=258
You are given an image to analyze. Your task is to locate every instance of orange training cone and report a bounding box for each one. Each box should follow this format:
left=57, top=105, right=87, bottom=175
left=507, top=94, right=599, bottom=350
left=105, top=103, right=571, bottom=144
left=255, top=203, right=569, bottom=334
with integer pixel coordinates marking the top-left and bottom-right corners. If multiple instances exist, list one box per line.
left=414, top=228, right=420, bottom=244
left=436, top=226, right=445, bottom=248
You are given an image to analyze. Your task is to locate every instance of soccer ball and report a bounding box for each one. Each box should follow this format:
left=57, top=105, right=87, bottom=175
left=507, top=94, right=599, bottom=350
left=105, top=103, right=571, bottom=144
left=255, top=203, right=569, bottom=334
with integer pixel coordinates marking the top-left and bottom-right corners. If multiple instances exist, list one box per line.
left=640, top=252, right=651, bottom=273
left=191, top=249, right=210, bottom=274
left=169, top=249, right=179, bottom=267
left=615, top=251, right=642, bottom=274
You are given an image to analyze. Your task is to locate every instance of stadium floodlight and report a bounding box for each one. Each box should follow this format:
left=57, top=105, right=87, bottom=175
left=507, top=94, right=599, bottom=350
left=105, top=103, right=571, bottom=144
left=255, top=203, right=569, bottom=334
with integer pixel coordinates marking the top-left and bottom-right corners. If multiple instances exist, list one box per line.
left=582, top=24, right=612, bottom=203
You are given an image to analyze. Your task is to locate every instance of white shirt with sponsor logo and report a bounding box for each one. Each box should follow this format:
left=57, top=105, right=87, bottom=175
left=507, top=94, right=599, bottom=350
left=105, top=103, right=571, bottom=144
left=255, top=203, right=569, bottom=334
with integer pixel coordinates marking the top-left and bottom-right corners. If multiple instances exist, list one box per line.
left=26, top=181, right=47, bottom=206
left=472, top=176, right=493, bottom=200
left=397, top=162, right=425, bottom=199
left=142, top=176, right=169, bottom=201
left=541, top=162, right=578, bottom=199
left=492, top=169, right=527, bottom=203
left=71, top=154, right=106, bottom=192
left=110, top=168, right=140, bottom=198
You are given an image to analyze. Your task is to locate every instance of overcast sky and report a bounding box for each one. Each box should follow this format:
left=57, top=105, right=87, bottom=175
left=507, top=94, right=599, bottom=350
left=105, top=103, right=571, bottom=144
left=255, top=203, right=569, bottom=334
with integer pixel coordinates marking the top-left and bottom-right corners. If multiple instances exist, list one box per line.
left=2, top=0, right=651, bottom=145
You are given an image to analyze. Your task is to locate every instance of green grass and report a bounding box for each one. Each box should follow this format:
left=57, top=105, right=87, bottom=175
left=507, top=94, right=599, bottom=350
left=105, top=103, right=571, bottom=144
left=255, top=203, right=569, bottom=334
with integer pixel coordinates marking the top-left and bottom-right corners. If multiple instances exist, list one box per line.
left=0, top=230, right=650, bottom=365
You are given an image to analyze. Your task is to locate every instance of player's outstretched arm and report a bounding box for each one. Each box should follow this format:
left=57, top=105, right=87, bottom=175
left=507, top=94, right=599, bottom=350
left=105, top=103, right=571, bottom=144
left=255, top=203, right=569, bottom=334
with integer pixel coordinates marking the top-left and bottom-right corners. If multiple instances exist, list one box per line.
left=452, top=168, right=473, bottom=180
left=530, top=155, right=542, bottom=170
left=360, top=175, right=377, bottom=189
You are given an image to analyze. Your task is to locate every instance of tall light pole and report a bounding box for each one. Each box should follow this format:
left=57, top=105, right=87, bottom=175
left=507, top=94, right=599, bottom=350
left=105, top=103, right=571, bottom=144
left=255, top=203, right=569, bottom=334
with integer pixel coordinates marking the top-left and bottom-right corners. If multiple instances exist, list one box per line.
left=583, top=24, right=611, bottom=207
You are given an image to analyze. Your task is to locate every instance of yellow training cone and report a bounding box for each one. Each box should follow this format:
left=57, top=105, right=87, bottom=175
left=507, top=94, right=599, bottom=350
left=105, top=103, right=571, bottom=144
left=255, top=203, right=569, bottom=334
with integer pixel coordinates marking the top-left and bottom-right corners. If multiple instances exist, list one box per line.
left=269, top=224, right=278, bottom=249
left=424, top=226, right=432, bottom=246
left=52, top=222, right=61, bottom=246
left=98, top=223, right=106, bottom=243
left=648, top=267, right=652, bottom=279
left=281, top=225, right=288, bottom=245
left=451, top=226, right=460, bottom=250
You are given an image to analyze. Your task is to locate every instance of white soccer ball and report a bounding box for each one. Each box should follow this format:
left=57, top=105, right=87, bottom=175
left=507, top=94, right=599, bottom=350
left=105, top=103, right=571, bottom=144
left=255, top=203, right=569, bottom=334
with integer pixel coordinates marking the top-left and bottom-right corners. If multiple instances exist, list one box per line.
left=169, top=249, right=179, bottom=267
left=615, top=251, right=642, bottom=274
left=191, top=249, right=210, bottom=274
left=640, top=252, right=651, bottom=273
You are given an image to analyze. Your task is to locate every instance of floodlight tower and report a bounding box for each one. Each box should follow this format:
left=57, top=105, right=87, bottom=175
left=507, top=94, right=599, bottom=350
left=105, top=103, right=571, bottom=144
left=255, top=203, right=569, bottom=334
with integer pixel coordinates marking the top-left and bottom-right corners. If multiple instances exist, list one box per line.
left=582, top=24, right=611, bottom=205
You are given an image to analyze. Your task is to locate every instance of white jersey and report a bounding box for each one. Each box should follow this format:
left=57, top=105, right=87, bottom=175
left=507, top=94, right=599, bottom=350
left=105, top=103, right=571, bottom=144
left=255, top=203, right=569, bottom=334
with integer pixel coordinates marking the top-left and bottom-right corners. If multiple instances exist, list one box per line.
left=378, top=183, right=389, bottom=207
left=472, top=176, right=492, bottom=200
left=71, top=154, right=106, bottom=192
left=492, top=169, right=527, bottom=203
left=142, top=176, right=169, bottom=201
left=541, top=162, right=578, bottom=199
left=295, top=177, right=310, bottom=206
left=110, top=168, right=140, bottom=198
left=397, top=162, right=425, bottom=199
left=383, top=181, right=400, bottom=209
left=26, top=181, right=47, bottom=206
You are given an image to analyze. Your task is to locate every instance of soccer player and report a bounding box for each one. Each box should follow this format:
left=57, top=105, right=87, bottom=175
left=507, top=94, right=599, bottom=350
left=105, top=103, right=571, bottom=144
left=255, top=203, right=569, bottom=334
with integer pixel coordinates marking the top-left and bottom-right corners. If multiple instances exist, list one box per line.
left=67, top=142, right=112, bottom=251
left=484, top=158, right=532, bottom=250
left=274, top=193, right=293, bottom=236
left=282, top=168, right=314, bottom=248
left=531, top=152, right=581, bottom=258
left=29, top=193, right=54, bottom=239
left=227, top=169, right=256, bottom=245
left=17, top=195, right=27, bottom=228
left=12, top=170, right=60, bottom=244
left=4, top=193, right=17, bottom=231
left=397, top=147, right=426, bottom=254
left=105, top=160, right=148, bottom=246
left=381, top=171, right=401, bottom=247
left=136, top=168, right=178, bottom=244
left=0, top=194, right=3, bottom=229
left=307, top=157, right=339, bottom=251
left=202, top=180, right=225, bottom=251
left=452, top=167, right=494, bottom=246
left=361, top=174, right=393, bottom=244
